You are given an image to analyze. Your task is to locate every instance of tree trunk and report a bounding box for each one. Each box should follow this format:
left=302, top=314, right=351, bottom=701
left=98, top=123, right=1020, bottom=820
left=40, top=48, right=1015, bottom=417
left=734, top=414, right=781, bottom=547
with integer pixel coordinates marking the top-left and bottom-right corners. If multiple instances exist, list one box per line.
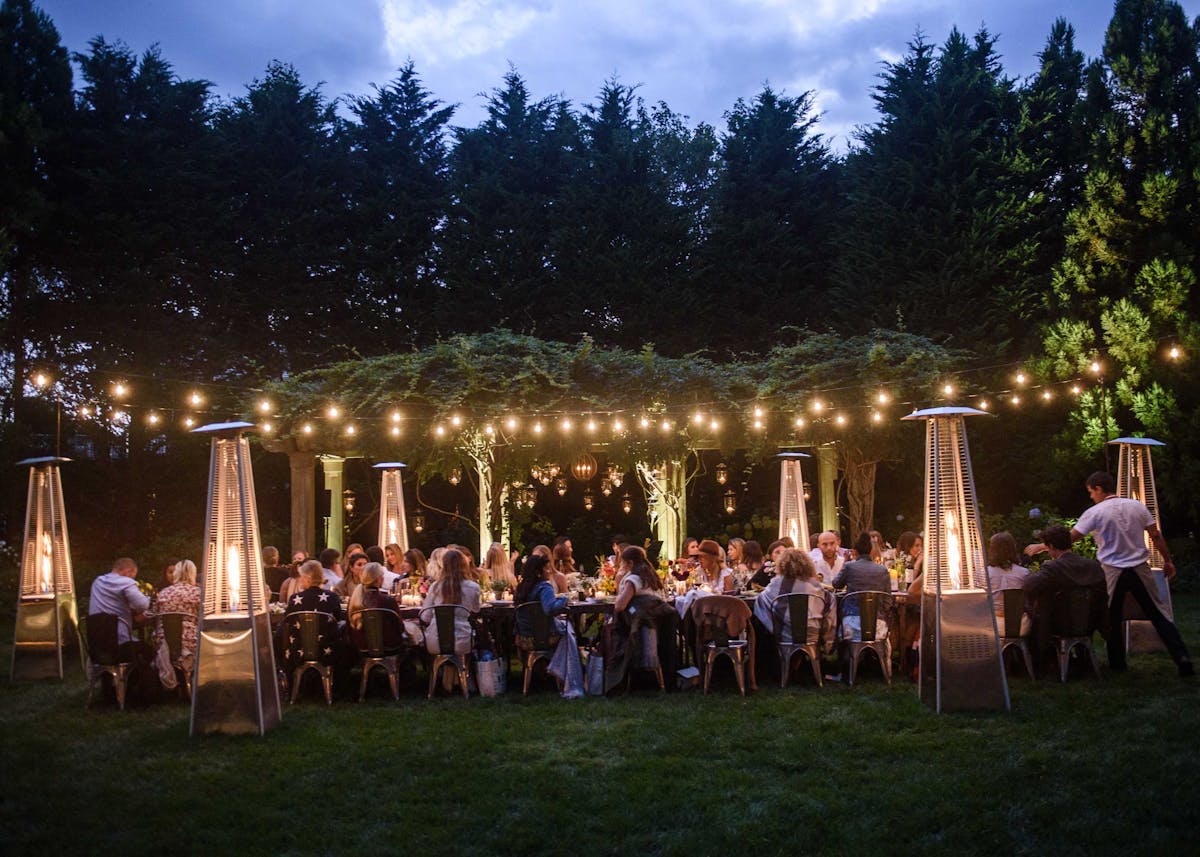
left=839, top=444, right=877, bottom=539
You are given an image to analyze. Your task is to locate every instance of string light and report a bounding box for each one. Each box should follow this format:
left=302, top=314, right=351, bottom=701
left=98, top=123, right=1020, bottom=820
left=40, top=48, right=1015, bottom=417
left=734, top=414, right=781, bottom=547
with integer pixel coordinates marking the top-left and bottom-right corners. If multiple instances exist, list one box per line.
left=483, top=424, right=494, bottom=437
left=326, top=404, right=339, bottom=419
left=33, top=372, right=49, bottom=388
left=835, top=414, right=847, bottom=426
left=752, top=419, right=763, bottom=430
left=871, top=411, right=882, bottom=423
left=1168, top=346, right=1181, bottom=360
left=942, top=382, right=954, bottom=396
left=1070, top=384, right=1081, bottom=395
left=261, top=422, right=273, bottom=434
left=1041, top=390, right=1052, bottom=401
left=1015, top=372, right=1026, bottom=385
left=612, top=419, right=624, bottom=432
left=533, top=421, right=543, bottom=434
left=258, top=399, right=272, bottom=413
left=794, top=416, right=805, bottom=428
left=1010, top=395, right=1021, bottom=406
left=661, top=419, right=672, bottom=432
left=811, top=400, right=823, bottom=413
left=692, top=411, right=704, bottom=425
left=80, top=406, right=90, bottom=418
left=184, top=416, right=196, bottom=428
left=562, top=418, right=573, bottom=432
left=978, top=400, right=989, bottom=410
left=190, top=391, right=204, bottom=407
left=506, top=417, right=518, bottom=431
left=450, top=414, right=462, bottom=427
left=586, top=419, right=597, bottom=433
left=434, top=424, right=446, bottom=437
left=709, top=418, right=720, bottom=432
left=147, top=412, right=160, bottom=426
left=345, top=424, right=356, bottom=436
left=111, top=409, right=125, bottom=422
left=1090, top=361, right=1101, bottom=375
left=391, top=410, right=402, bottom=423
left=877, top=391, right=890, bottom=405
left=639, top=416, right=650, bottom=429
left=753, top=406, right=764, bottom=418
left=391, top=425, right=401, bottom=437
left=302, top=423, right=313, bottom=434
left=113, top=382, right=129, bottom=399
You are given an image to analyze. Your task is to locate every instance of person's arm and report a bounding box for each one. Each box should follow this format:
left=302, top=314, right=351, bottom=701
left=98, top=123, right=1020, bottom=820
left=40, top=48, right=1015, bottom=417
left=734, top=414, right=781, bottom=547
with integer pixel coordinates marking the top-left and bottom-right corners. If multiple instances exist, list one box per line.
left=537, top=582, right=567, bottom=615
left=831, top=567, right=848, bottom=590
left=614, top=577, right=636, bottom=613
left=126, top=579, right=151, bottom=617
left=1147, top=524, right=1176, bottom=579
left=721, top=569, right=734, bottom=593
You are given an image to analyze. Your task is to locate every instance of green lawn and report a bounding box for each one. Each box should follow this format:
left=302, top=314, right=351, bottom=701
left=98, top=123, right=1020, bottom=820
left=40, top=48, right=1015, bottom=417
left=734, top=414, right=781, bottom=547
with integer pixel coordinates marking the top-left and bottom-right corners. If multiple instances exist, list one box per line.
left=2, top=596, right=1198, bottom=856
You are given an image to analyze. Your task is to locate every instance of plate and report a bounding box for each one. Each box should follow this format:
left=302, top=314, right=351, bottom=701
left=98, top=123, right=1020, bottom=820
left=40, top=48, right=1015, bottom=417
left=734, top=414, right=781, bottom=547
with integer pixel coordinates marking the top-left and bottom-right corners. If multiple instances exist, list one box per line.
left=490, top=600, right=513, bottom=606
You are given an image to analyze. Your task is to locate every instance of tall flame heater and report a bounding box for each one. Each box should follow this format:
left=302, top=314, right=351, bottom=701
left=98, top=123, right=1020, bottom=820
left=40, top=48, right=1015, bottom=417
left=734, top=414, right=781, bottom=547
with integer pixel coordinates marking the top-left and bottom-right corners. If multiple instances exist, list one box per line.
left=903, top=407, right=1010, bottom=713
left=777, top=452, right=812, bottom=550
left=11, top=457, right=81, bottom=680
left=1110, top=437, right=1174, bottom=652
left=374, top=462, right=410, bottom=552
left=190, top=422, right=280, bottom=735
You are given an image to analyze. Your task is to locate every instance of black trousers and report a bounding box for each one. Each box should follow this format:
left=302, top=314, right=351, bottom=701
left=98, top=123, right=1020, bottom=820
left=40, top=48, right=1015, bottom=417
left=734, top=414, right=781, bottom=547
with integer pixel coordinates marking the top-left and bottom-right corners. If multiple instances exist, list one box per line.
left=1107, top=566, right=1190, bottom=670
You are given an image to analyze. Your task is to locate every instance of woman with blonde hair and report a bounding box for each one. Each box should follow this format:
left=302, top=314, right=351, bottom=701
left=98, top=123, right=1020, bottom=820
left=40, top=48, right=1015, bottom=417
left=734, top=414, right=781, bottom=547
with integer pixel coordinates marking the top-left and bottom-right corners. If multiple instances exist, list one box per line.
left=484, top=543, right=517, bottom=592
left=550, top=541, right=575, bottom=594
left=426, top=547, right=447, bottom=581
left=152, top=559, right=201, bottom=674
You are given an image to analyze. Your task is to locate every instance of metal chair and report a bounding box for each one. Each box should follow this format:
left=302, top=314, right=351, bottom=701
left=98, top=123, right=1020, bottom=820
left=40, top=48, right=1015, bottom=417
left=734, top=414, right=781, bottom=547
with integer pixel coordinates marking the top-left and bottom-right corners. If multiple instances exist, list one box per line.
left=839, top=590, right=893, bottom=686
left=286, top=611, right=338, bottom=704
left=1050, top=588, right=1104, bottom=682
left=691, top=596, right=754, bottom=696
left=84, top=613, right=132, bottom=711
left=423, top=605, right=472, bottom=699
left=771, top=592, right=826, bottom=688
left=995, top=588, right=1035, bottom=680
left=355, top=608, right=404, bottom=701
left=630, top=624, right=666, bottom=692
left=515, top=601, right=562, bottom=695
left=156, top=611, right=196, bottom=700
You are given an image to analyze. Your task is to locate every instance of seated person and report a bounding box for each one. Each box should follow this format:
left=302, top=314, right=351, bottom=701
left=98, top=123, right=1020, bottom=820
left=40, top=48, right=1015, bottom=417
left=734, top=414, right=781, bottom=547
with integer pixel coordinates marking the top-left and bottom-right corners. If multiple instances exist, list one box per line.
left=1022, top=524, right=1107, bottom=668
left=281, top=559, right=349, bottom=682
left=987, top=531, right=1031, bottom=635
left=696, top=539, right=734, bottom=593
left=151, top=558, right=201, bottom=674
left=609, top=545, right=678, bottom=690
left=514, top=553, right=584, bottom=697
left=347, top=561, right=404, bottom=650
left=514, top=554, right=567, bottom=638
left=262, top=546, right=292, bottom=601
left=833, top=532, right=891, bottom=641
left=810, top=531, right=846, bottom=582
left=743, top=540, right=770, bottom=589
left=421, top=548, right=481, bottom=656
left=334, top=551, right=368, bottom=598
left=753, top=548, right=833, bottom=647
left=88, top=557, right=159, bottom=702
left=318, top=547, right=342, bottom=589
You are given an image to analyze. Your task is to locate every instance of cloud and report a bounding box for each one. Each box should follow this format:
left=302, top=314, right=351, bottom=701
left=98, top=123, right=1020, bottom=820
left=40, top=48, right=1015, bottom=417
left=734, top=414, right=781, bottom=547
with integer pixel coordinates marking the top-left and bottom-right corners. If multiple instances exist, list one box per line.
left=380, top=0, right=545, bottom=64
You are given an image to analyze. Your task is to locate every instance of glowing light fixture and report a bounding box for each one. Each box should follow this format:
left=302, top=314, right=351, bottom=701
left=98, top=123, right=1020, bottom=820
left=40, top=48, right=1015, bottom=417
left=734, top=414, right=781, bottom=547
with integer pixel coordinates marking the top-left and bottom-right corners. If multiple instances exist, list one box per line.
left=374, top=462, right=409, bottom=552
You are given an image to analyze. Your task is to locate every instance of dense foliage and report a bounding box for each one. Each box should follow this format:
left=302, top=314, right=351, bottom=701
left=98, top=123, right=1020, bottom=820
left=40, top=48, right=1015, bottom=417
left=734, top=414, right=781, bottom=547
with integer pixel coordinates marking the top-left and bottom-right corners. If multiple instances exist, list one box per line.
left=2, top=0, right=1199, bottom=556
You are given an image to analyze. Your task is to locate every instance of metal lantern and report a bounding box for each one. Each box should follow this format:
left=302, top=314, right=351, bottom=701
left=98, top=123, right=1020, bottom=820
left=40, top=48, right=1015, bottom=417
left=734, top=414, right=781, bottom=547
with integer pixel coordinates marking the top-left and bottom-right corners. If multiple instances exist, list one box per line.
left=902, top=407, right=1009, bottom=713
left=555, top=477, right=568, bottom=497
left=583, top=489, right=595, bottom=511
left=190, top=422, right=281, bottom=736
left=601, top=477, right=613, bottom=497
left=570, top=452, right=598, bottom=482
left=715, top=462, right=729, bottom=485
left=621, top=493, right=632, bottom=514
left=1110, top=437, right=1174, bottom=651
left=777, top=452, right=812, bottom=551
left=723, top=489, right=737, bottom=515
left=11, top=457, right=82, bottom=680
left=412, top=509, right=426, bottom=533
left=448, top=467, right=461, bottom=486
left=608, top=464, right=624, bottom=488
left=374, top=462, right=409, bottom=551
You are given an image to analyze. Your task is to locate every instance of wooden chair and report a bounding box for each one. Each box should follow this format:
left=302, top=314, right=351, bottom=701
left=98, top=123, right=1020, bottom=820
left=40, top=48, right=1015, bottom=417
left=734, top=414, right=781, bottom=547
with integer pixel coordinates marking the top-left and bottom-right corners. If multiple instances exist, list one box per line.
left=286, top=611, right=338, bottom=704
left=84, top=613, right=132, bottom=711
left=1050, top=588, right=1104, bottom=682
left=156, top=611, right=196, bottom=700
left=355, top=608, right=404, bottom=701
left=770, top=592, right=825, bottom=688
left=838, top=590, right=893, bottom=686
left=515, top=601, right=562, bottom=695
left=995, top=588, right=1035, bottom=680
left=423, top=605, right=473, bottom=699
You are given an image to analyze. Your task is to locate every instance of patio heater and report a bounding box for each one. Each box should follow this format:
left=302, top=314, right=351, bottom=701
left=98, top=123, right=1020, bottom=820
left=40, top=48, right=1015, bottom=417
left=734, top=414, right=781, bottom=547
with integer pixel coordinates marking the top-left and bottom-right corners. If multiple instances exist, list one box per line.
left=903, top=407, right=1009, bottom=713
left=777, top=452, right=812, bottom=550
left=190, top=422, right=280, bottom=736
left=11, top=457, right=81, bottom=680
left=374, top=462, right=409, bottom=551
left=1110, top=437, right=1173, bottom=652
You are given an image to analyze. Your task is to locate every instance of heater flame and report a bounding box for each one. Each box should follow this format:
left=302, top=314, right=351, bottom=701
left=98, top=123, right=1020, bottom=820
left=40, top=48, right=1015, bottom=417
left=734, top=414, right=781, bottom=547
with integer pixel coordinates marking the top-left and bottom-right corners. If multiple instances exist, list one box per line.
left=227, top=544, right=242, bottom=613
left=388, top=518, right=398, bottom=547
left=41, top=532, right=53, bottom=593
left=945, top=510, right=962, bottom=590
left=786, top=517, right=800, bottom=548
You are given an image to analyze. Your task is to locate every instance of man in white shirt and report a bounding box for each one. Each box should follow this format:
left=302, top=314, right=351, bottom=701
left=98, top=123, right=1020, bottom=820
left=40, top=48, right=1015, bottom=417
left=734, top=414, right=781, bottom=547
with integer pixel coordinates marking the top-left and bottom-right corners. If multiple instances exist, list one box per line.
left=88, top=557, right=151, bottom=647
left=1070, top=471, right=1191, bottom=677
left=809, top=531, right=845, bottom=583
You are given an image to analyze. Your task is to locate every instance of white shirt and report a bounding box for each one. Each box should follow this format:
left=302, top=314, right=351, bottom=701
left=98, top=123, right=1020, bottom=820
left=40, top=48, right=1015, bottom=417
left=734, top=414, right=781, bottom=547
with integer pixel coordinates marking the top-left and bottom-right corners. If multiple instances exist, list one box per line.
left=88, top=572, right=151, bottom=644
left=619, top=573, right=664, bottom=600
left=1075, top=496, right=1154, bottom=568
left=809, top=549, right=845, bottom=583
left=987, top=564, right=1029, bottom=592
left=321, top=567, right=340, bottom=589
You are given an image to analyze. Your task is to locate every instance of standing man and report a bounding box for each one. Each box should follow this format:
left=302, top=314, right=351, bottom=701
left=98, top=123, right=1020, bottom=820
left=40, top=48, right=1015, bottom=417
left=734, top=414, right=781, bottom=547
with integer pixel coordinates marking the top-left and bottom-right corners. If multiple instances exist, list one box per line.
left=810, top=531, right=845, bottom=583
left=1068, top=471, right=1191, bottom=677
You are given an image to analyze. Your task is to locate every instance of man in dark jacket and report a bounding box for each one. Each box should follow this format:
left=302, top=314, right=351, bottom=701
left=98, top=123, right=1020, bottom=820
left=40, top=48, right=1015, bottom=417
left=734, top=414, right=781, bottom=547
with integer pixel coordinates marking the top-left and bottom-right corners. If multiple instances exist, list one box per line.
left=1023, top=525, right=1107, bottom=673
left=833, top=532, right=892, bottom=642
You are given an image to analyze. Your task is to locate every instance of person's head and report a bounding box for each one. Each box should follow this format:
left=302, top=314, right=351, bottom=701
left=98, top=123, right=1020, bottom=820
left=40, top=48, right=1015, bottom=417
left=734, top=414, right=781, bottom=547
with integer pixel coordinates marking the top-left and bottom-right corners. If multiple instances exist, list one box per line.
left=809, top=532, right=819, bottom=550
left=869, top=530, right=885, bottom=560
left=817, top=531, right=840, bottom=561
left=897, top=531, right=921, bottom=558
left=346, top=552, right=369, bottom=579
left=345, top=543, right=364, bottom=559
left=766, top=539, right=788, bottom=563
left=726, top=538, right=745, bottom=563
left=447, top=543, right=475, bottom=568
left=404, top=548, right=427, bottom=577
left=291, top=550, right=307, bottom=565
left=318, top=548, right=340, bottom=570
left=365, top=544, right=386, bottom=565
left=697, top=539, right=722, bottom=574
left=1041, top=524, right=1072, bottom=554
left=485, top=543, right=509, bottom=575
left=742, top=540, right=764, bottom=570
left=620, top=545, right=663, bottom=591
left=437, top=549, right=467, bottom=602
left=360, top=561, right=385, bottom=588
left=263, top=546, right=280, bottom=566
left=112, top=557, right=138, bottom=578
left=987, top=532, right=1021, bottom=569
left=553, top=535, right=572, bottom=555
left=853, top=532, right=874, bottom=559
left=682, top=537, right=699, bottom=557
left=531, top=544, right=551, bottom=560
left=778, top=536, right=795, bottom=549
left=515, top=553, right=552, bottom=603
left=777, top=548, right=817, bottom=581
left=161, top=560, right=177, bottom=584
left=173, top=559, right=197, bottom=585
left=427, top=547, right=446, bottom=579
left=299, top=559, right=325, bottom=588
left=1086, top=471, right=1117, bottom=502
left=384, top=543, right=401, bottom=566
left=610, top=534, right=628, bottom=555
left=552, top=540, right=575, bottom=572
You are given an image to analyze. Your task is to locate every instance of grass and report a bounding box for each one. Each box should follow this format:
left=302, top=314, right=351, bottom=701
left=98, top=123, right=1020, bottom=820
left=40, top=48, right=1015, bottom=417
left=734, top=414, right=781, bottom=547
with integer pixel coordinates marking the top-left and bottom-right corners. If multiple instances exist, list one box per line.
left=2, top=596, right=1199, bottom=856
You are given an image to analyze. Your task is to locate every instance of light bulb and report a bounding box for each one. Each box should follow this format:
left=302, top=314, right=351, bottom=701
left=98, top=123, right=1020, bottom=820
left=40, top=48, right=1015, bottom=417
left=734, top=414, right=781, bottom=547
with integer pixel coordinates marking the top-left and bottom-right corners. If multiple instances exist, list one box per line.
left=148, top=413, right=159, bottom=425
left=190, top=391, right=203, bottom=406
left=506, top=417, right=517, bottom=431
left=1042, top=390, right=1052, bottom=401
left=561, top=418, right=573, bottom=431
left=345, top=424, right=356, bottom=436
left=1090, top=361, right=1101, bottom=375
left=943, top=383, right=954, bottom=396
left=709, top=419, right=719, bottom=432
left=327, top=405, right=339, bottom=419
left=435, top=424, right=446, bottom=437
left=483, top=424, right=494, bottom=436
left=752, top=419, right=763, bottom=430
left=835, top=414, right=846, bottom=426
left=639, top=416, right=650, bottom=429
left=1168, top=346, right=1181, bottom=360
left=586, top=419, right=597, bottom=433
left=34, top=372, right=49, bottom=388
left=613, top=419, right=624, bottom=432
left=391, top=411, right=402, bottom=423
left=391, top=425, right=401, bottom=437
left=184, top=416, right=195, bottom=428
left=261, top=422, right=273, bottom=433
left=113, top=382, right=128, bottom=398
left=692, top=412, right=704, bottom=425
left=533, top=421, right=543, bottom=434
left=1011, top=395, right=1021, bottom=406
left=450, top=414, right=462, bottom=427
left=811, top=400, right=823, bottom=413
left=753, top=406, right=764, bottom=418
left=1070, top=385, right=1081, bottom=395
left=259, top=399, right=272, bottom=413
left=794, top=416, right=805, bottom=428
left=872, top=412, right=882, bottom=423
left=877, top=391, right=889, bottom=405
left=661, top=420, right=672, bottom=432
left=302, top=422, right=313, bottom=434
left=978, top=400, right=989, bottom=410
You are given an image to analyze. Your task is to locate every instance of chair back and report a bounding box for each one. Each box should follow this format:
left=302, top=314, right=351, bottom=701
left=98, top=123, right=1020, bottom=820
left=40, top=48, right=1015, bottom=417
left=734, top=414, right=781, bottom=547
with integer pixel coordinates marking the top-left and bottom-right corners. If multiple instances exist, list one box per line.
left=691, top=595, right=750, bottom=646
left=840, top=591, right=891, bottom=642
left=1051, top=588, right=1104, bottom=638
left=999, top=588, right=1026, bottom=638
left=157, top=612, right=191, bottom=661
left=359, top=608, right=401, bottom=656
left=291, top=611, right=338, bottom=662
left=431, top=604, right=469, bottom=656
left=86, top=613, right=122, bottom=666
left=774, top=592, right=823, bottom=646
left=515, top=601, right=556, bottom=649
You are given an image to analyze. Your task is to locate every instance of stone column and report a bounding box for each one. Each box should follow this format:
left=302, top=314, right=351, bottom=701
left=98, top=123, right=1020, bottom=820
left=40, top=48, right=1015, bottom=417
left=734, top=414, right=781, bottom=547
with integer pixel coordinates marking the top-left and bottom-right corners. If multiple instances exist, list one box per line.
left=288, top=451, right=316, bottom=558
left=817, top=443, right=838, bottom=535
left=320, top=455, right=345, bottom=552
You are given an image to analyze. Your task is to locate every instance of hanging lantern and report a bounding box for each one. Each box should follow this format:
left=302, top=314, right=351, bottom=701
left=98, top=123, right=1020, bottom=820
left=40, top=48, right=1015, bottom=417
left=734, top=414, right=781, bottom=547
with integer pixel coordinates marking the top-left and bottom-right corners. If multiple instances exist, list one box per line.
left=342, top=488, right=356, bottom=515
left=621, top=493, right=632, bottom=514
left=777, top=452, right=812, bottom=552
left=373, top=462, right=409, bottom=551
left=723, top=489, right=737, bottom=515
left=523, top=487, right=537, bottom=508
left=548, top=462, right=561, bottom=478
left=902, top=407, right=1009, bottom=714
left=448, top=467, right=461, bottom=486
left=583, top=490, right=594, bottom=511
left=715, top=462, right=729, bottom=485
left=530, top=464, right=543, bottom=482
left=11, top=457, right=82, bottom=680
left=190, top=422, right=281, bottom=735
left=601, top=477, right=613, bottom=497
left=555, top=477, right=568, bottom=497
left=1110, top=437, right=1174, bottom=652
left=412, top=509, right=426, bottom=533
left=570, top=452, right=598, bottom=482
left=802, top=481, right=812, bottom=501
left=608, top=465, right=623, bottom=488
